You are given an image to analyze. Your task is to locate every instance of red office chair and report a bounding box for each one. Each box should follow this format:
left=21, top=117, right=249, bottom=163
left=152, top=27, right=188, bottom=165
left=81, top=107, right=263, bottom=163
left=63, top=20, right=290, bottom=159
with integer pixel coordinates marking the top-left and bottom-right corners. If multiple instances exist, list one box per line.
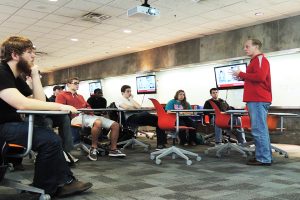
left=240, top=113, right=288, bottom=158
left=204, top=100, right=249, bottom=158
left=149, top=98, right=201, bottom=165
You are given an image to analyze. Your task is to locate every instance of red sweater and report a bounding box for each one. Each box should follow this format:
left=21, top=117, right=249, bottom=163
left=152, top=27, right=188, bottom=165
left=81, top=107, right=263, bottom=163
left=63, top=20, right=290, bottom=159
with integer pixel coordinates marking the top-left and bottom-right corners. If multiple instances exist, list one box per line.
left=239, top=54, right=272, bottom=103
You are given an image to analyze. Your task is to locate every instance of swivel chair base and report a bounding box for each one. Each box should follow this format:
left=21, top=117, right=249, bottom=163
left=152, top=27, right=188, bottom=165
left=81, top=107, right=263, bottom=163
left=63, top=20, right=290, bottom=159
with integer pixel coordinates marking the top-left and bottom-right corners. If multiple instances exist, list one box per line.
left=204, top=142, right=252, bottom=158
left=150, top=146, right=202, bottom=165
left=1, top=178, right=51, bottom=200
left=117, top=138, right=150, bottom=152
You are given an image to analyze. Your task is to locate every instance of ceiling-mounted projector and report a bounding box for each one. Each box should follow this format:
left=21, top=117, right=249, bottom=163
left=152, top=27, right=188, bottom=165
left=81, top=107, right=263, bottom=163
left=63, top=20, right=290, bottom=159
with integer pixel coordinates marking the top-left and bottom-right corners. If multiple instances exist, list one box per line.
left=127, top=0, right=160, bottom=17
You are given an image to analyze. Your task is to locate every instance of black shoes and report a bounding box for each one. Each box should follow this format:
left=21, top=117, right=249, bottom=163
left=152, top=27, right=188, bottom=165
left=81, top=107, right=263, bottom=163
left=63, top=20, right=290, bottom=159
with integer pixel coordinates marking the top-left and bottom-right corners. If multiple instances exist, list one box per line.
left=56, top=179, right=93, bottom=197
left=246, top=158, right=271, bottom=166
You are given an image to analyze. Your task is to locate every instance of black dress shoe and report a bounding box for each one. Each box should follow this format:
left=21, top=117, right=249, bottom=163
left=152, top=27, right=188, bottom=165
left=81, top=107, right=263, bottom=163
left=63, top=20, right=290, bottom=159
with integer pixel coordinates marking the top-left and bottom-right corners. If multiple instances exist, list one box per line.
left=246, top=159, right=271, bottom=166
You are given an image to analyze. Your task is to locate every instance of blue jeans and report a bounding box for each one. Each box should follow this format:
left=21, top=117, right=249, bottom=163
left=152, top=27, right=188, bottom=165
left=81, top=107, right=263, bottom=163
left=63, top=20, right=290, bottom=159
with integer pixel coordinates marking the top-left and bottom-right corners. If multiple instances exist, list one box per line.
left=45, top=115, right=74, bottom=152
left=0, top=122, right=73, bottom=195
left=247, top=102, right=272, bottom=163
left=214, top=116, right=246, bottom=144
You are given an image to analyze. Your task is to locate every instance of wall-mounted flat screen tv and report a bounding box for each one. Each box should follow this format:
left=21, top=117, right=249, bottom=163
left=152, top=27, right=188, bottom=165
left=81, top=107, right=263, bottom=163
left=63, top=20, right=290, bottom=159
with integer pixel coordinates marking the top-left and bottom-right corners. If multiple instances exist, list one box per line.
left=89, top=81, right=101, bottom=94
left=136, top=75, right=157, bottom=94
left=214, top=63, right=247, bottom=90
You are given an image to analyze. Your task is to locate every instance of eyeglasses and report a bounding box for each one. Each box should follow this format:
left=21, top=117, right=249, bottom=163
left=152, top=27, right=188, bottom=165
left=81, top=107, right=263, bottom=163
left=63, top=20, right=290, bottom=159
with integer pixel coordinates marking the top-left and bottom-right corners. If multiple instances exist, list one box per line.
left=71, top=82, right=79, bottom=85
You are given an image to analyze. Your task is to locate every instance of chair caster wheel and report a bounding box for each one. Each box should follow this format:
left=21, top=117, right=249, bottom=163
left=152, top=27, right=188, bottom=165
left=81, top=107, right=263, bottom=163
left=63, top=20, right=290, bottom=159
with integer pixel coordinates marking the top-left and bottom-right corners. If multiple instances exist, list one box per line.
left=155, top=159, right=161, bottom=165
left=279, top=152, right=283, bottom=155
left=204, top=150, right=208, bottom=155
left=285, top=154, right=289, bottom=158
left=150, top=155, right=155, bottom=160
left=186, top=160, right=192, bottom=165
left=40, top=194, right=51, bottom=200
left=196, top=156, right=202, bottom=161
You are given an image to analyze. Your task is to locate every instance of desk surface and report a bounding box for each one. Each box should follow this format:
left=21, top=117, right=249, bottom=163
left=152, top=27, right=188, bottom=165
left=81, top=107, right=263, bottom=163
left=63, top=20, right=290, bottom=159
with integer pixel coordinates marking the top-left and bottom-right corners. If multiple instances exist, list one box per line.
left=226, top=110, right=248, bottom=114
left=169, top=109, right=214, bottom=112
left=17, top=110, right=70, bottom=115
left=268, top=112, right=298, bottom=117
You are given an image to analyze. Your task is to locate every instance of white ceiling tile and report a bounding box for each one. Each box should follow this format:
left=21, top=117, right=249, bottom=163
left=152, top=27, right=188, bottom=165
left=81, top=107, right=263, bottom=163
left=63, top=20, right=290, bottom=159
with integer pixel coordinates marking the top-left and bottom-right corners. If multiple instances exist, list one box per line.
left=200, top=9, right=235, bottom=20
left=34, top=20, right=64, bottom=28
left=92, top=23, right=119, bottom=31
left=26, top=25, right=53, bottom=33
left=6, top=15, right=38, bottom=25
left=23, top=1, right=60, bottom=13
left=34, top=0, right=72, bottom=7
left=15, top=8, right=49, bottom=19
left=43, top=14, right=75, bottom=23
left=0, top=4, right=19, bottom=14
left=58, top=24, right=87, bottom=31
left=54, top=7, right=87, bottom=17
left=68, top=19, right=98, bottom=28
left=0, top=0, right=29, bottom=7
left=49, top=29, right=74, bottom=37
left=64, top=0, right=103, bottom=11
left=94, top=5, right=126, bottom=17
left=1, top=21, right=29, bottom=29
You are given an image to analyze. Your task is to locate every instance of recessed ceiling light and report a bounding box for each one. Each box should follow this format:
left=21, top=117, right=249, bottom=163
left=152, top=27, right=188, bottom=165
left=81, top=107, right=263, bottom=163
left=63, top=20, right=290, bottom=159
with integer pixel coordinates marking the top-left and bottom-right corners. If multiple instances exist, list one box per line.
left=255, top=12, right=264, bottom=16
left=49, top=0, right=58, bottom=2
left=149, top=40, right=154, bottom=43
left=123, top=29, right=132, bottom=33
left=127, top=46, right=131, bottom=48
left=70, top=38, right=78, bottom=42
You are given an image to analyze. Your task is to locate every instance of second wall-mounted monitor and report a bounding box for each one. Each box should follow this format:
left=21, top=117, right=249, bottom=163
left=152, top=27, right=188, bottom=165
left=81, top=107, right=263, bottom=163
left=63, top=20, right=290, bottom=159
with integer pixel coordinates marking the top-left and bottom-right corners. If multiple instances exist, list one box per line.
left=89, top=81, right=101, bottom=94
left=214, top=63, right=247, bottom=90
left=136, top=75, right=157, bottom=94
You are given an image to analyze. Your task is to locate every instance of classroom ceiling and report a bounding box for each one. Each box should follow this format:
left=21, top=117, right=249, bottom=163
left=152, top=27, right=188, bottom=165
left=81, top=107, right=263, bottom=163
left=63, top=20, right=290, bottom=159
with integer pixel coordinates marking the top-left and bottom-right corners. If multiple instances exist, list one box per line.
left=1, top=0, right=300, bottom=72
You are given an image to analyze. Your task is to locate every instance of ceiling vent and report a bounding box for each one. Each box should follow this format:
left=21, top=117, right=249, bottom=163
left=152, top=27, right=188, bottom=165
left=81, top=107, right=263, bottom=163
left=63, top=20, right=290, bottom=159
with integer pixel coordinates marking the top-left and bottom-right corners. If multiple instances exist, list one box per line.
left=81, top=12, right=111, bottom=23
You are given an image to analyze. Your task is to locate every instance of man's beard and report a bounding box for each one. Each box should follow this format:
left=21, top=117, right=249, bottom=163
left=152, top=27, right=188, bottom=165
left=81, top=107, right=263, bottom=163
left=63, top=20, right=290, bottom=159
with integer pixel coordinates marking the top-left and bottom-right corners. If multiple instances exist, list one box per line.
left=17, top=57, right=32, bottom=75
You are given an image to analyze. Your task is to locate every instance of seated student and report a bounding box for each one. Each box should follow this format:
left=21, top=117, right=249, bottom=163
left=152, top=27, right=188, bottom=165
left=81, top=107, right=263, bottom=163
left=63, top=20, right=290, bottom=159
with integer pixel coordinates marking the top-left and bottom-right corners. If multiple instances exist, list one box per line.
left=87, top=88, right=107, bottom=116
left=49, top=85, right=63, bottom=102
left=115, top=85, right=167, bottom=150
left=0, top=36, right=92, bottom=198
left=165, top=90, right=197, bottom=146
left=56, top=77, right=125, bottom=161
left=203, top=88, right=246, bottom=145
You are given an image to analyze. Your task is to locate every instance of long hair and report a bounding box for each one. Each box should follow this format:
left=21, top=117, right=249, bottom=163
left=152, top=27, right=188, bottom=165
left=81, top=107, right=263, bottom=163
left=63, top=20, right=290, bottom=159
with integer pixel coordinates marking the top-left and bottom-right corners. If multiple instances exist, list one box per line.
left=174, top=90, right=189, bottom=109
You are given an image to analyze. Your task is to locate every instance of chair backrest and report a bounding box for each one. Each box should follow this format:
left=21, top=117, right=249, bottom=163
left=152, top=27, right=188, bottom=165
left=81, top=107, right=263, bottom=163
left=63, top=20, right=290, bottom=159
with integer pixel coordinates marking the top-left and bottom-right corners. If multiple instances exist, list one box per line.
left=149, top=98, right=176, bottom=130
left=209, top=100, right=231, bottom=129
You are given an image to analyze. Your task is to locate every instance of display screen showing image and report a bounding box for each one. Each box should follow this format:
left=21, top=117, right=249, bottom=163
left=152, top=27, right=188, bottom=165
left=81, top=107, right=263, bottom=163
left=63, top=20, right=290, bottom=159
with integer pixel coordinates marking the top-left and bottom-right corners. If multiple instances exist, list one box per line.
left=136, top=75, right=157, bottom=94
left=89, top=81, right=101, bottom=94
left=214, top=63, right=247, bottom=90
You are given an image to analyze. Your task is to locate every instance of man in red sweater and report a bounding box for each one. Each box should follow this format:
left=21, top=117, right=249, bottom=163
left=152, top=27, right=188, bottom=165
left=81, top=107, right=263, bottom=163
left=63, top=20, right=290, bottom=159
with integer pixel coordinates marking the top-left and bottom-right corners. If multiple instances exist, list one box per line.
left=56, top=77, right=125, bottom=161
left=233, top=39, right=272, bottom=166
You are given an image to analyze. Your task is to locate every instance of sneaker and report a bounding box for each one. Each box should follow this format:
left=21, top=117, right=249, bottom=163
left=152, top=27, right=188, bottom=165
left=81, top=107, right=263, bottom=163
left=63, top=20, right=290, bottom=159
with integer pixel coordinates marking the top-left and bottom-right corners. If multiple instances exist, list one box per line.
left=156, top=144, right=167, bottom=151
left=56, top=179, right=93, bottom=197
left=88, top=147, right=98, bottom=161
left=109, top=149, right=126, bottom=157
